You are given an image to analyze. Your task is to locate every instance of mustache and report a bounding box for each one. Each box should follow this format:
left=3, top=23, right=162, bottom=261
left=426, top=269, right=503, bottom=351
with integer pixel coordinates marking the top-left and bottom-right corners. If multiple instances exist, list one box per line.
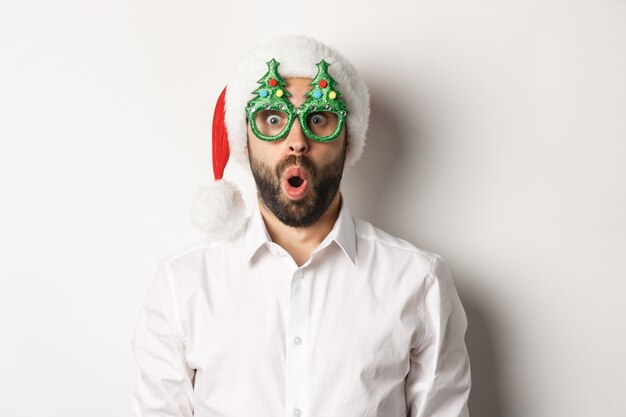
left=274, top=155, right=318, bottom=179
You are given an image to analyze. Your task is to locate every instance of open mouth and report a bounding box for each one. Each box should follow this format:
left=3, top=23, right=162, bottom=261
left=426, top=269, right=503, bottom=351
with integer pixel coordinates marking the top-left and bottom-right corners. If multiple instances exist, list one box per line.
left=283, top=167, right=309, bottom=199
left=287, top=176, right=304, bottom=188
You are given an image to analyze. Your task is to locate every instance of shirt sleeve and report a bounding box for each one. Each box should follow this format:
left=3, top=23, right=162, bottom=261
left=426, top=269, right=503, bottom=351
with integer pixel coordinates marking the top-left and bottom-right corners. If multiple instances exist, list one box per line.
left=131, top=261, right=195, bottom=417
left=405, top=255, right=472, bottom=417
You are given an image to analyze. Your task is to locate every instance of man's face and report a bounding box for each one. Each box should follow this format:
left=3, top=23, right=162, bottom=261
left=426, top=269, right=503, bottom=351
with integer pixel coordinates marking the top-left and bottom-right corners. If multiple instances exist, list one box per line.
left=246, top=77, right=348, bottom=227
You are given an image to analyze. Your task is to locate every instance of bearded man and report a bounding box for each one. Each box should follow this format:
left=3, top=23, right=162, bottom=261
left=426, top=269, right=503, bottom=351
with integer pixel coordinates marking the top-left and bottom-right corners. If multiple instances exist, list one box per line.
left=132, top=35, right=471, bottom=417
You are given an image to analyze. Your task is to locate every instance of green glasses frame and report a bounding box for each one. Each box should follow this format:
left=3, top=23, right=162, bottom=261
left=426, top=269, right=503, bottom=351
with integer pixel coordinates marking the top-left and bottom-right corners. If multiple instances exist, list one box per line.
left=245, top=58, right=349, bottom=143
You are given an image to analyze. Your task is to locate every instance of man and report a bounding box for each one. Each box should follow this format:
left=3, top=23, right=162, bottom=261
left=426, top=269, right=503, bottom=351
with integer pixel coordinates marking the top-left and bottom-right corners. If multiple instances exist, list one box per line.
left=132, top=35, right=471, bottom=417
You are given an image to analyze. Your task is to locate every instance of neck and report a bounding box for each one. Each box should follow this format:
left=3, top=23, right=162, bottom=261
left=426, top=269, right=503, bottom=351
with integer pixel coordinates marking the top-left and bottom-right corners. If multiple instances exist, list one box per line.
left=259, top=192, right=342, bottom=267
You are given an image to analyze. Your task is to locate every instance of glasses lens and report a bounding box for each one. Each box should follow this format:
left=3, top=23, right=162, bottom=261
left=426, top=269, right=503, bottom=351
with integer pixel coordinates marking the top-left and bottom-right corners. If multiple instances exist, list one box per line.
left=305, top=111, right=340, bottom=138
left=253, top=110, right=289, bottom=138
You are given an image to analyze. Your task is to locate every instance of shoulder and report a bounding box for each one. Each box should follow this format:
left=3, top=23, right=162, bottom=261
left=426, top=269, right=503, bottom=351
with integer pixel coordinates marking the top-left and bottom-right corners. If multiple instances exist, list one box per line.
left=158, top=231, right=244, bottom=276
left=353, top=217, right=443, bottom=271
left=353, top=217, right=438, bottom=259
left=159, top=238, right=213, bottom=264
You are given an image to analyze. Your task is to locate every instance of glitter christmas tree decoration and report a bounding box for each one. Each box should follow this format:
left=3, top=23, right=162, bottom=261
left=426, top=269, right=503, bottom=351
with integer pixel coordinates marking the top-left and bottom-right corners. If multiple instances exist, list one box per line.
left=246, top=59, right=295, bottom=141
left=305, top=60, right=348, bottom=114
left=299, top=59, right=349, bottom=142
left=250, top=58, right=291, bottom=103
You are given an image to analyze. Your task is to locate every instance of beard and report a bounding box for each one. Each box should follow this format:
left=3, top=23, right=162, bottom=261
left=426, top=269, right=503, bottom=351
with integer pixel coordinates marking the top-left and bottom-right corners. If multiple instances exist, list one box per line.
left=248, top=144, right=347, bottom=228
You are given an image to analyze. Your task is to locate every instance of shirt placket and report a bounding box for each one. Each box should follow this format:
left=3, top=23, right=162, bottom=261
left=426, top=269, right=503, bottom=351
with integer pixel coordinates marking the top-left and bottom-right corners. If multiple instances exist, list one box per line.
left=285, top=267, right=310, bottom=417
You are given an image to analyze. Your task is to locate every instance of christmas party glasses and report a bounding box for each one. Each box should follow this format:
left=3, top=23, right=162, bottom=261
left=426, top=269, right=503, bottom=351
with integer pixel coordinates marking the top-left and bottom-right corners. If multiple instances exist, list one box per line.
left=246, top=59, right=349, bottom=143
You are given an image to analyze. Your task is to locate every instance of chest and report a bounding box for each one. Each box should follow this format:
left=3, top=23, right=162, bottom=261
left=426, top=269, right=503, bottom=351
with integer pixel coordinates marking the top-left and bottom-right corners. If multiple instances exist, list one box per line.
left=181, top=257, right=422, bottom=374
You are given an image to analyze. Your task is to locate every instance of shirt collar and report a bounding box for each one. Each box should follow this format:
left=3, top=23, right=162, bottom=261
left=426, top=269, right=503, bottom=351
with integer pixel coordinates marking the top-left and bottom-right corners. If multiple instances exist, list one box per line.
left=243, top=203, right=272, bottom=262
left=317, top=199, right=356, bottom=265
left=243, top=198, right=357, bottom=266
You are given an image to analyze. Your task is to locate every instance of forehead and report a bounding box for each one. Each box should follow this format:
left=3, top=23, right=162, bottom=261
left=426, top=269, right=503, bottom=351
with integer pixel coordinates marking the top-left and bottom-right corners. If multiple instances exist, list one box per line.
left=284, top=77, right=313, bottom=106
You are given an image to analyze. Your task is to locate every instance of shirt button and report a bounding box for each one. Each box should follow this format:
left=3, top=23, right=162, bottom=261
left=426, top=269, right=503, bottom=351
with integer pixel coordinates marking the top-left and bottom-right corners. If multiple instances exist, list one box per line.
left=294, top=408, right=302, bottom=417
left=294, top=271, right=304, bottom=280
left=294, top=336, right=302, bottom=345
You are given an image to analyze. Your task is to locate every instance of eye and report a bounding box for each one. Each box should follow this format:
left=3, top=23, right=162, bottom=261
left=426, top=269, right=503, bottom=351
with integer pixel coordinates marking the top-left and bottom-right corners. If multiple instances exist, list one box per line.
left=309, top=113, right=327, bottom=125
left=266, top=114, right=282, bottom=126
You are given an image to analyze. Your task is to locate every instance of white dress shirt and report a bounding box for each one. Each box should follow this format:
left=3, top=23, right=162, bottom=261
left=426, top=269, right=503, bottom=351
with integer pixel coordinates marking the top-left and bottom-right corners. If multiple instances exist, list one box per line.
left=132, top=201, right=471, bottom=417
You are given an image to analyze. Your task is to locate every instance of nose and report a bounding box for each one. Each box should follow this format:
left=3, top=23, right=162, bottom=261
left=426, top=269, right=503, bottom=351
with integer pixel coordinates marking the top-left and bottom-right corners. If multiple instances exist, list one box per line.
left=286, top=118, right=309, bottom=155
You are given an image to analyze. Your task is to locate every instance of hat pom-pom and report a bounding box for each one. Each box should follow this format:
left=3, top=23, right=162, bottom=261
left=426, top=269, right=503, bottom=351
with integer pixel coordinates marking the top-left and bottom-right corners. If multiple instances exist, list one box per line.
left=191, top=179, right=246, bottom=240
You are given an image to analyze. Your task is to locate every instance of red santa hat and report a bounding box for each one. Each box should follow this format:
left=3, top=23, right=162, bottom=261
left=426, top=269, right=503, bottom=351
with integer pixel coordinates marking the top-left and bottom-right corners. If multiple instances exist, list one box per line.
left=191, top=35, right=370, bottom=239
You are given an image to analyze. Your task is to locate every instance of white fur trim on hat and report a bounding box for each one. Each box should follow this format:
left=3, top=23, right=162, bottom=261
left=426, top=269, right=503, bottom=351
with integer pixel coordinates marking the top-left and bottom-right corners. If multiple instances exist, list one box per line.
left=225, top=35, right=370, bottom=169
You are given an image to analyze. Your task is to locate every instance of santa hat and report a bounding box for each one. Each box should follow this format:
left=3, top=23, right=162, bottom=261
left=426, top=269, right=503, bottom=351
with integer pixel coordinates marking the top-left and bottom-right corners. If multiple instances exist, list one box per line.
left=191, top=35, right=370, bottom=239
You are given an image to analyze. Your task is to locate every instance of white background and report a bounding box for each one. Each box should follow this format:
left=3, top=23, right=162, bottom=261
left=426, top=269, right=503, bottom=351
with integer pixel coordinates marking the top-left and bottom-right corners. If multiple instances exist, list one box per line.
left=1, top=1, right=625, bottom=416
